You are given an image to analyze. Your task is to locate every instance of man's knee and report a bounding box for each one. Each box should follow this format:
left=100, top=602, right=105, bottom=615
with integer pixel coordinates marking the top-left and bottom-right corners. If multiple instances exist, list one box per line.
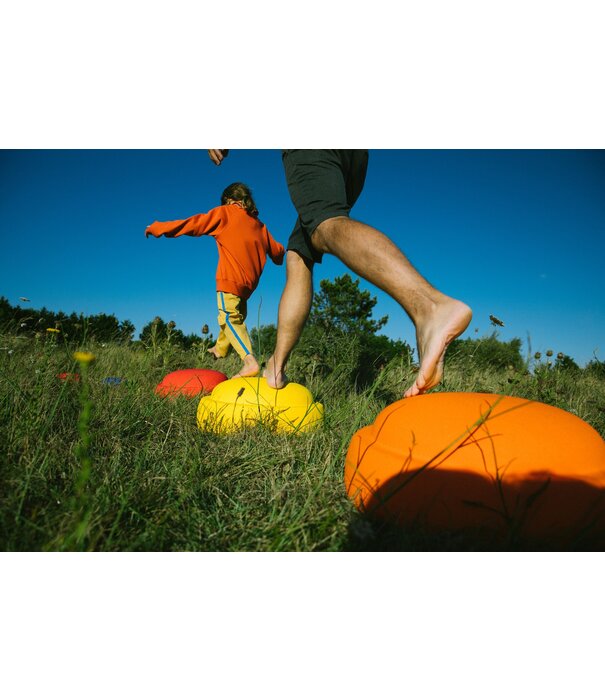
left=311, top=216, right=350, bottom=253
left=286, top=249, right=314, bottom=276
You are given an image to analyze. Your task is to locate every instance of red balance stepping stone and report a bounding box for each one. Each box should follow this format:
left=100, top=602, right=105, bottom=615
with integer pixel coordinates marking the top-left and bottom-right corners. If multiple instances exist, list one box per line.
left=155, top=368, right=227, bottom=398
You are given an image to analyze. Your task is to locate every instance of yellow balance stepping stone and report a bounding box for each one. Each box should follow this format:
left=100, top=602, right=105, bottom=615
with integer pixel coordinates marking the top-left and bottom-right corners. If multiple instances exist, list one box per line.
left=197, top=377, right=324, bottom=434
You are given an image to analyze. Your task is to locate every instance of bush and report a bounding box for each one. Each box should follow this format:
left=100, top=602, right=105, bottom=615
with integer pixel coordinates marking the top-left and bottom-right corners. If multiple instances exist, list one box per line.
left=285, top=324, right=413, bottom=391
left=585, top=358, right=605, bottom=380
left=447, top=333, right=524, bottom=371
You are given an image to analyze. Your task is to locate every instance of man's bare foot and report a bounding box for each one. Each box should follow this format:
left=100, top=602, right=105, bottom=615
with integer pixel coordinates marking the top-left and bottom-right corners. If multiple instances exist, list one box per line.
left=404, top=298, right=472, bottom=398
left=263, top=356, right=289, bottom=389
left=207, top=346, right=222, bottom=360
left=233, top=354, right=260, bottom=378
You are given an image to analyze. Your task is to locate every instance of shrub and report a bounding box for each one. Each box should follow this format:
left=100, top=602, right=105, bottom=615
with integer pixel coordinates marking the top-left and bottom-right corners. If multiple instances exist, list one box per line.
left=447, top=333, right=524, bottom=371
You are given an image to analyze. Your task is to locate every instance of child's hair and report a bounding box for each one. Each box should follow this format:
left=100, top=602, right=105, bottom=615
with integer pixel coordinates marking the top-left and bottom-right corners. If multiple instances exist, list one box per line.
left=221, top=182, right=259, bottom=217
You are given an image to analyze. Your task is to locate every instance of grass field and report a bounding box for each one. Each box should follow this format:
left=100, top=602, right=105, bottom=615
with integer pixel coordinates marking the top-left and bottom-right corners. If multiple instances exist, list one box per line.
left=1, top=331, right=604, bottom=552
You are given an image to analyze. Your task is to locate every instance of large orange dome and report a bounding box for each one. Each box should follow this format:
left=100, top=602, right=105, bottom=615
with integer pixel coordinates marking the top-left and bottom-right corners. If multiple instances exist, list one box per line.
left=344, top=393, right=605, bottom=547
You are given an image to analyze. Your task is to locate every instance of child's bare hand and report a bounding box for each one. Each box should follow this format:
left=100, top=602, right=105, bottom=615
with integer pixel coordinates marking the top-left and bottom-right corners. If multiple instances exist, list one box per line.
left=208, top=149, right=229, bottom=165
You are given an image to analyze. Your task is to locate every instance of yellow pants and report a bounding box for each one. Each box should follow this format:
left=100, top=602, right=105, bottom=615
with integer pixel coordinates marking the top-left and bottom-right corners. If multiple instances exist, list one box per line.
left=215, top=291, right=253, bottom=360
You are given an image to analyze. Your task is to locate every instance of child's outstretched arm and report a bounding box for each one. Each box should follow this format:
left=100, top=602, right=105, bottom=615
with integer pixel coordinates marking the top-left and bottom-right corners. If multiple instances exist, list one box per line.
left=265, top=228, right=286, bottom=265
left=145, top=210, right=220, bottom=239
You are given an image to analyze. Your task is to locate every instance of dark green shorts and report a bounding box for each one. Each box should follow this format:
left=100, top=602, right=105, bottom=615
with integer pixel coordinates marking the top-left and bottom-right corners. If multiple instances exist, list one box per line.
left=282, top=149, right=369, bottom=264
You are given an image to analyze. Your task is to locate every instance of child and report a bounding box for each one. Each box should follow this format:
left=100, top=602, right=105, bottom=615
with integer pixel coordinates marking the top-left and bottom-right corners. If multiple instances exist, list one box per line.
left=146, top=183, right=285, bottom=377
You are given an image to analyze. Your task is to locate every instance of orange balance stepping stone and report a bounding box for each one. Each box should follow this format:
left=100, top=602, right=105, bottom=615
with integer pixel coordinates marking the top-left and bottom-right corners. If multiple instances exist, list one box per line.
left=344, top=393, right=605, bottom=548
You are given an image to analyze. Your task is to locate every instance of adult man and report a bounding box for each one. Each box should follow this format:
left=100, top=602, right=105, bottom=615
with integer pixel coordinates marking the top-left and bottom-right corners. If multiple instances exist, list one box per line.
left=208, top=149, right=472, bottom=397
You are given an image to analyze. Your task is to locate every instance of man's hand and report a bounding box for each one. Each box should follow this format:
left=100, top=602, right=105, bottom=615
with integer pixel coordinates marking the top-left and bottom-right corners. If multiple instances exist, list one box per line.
left=208, top=149, right=230, bottom=166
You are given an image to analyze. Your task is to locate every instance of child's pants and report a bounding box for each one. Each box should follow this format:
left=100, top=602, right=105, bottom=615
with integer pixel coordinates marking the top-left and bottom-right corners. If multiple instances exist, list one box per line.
left=214, top=291, right=253, bottom=360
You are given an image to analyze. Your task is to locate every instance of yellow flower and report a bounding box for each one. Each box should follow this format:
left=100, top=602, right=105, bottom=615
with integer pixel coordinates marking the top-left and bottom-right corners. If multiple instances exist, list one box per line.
left=73, top=351, right=96, bottom=364
left=46, top=328, right=61, bottom=334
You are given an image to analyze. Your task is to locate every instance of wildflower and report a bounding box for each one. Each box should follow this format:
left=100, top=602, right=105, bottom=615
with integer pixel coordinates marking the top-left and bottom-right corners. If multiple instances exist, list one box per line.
left=534, top=352, right=542, bottom=360
left=202, top=324, right=209, bottom=335
left=46, top=328, right=61, bottom=334
left=557, top=352, right=564, bottom=360
left=58, top=372, right=80, bottom=382
left=546, top=349, right=553, bottom=358
left=489, top=314, right=504, bottom=327
left=167, top=321, right=176, bottom=330
left=73, top=351, right=96, bottom=365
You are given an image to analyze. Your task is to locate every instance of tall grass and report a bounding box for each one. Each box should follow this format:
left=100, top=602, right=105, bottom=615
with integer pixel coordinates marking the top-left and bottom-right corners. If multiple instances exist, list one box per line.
left=1, top=332, right=604, bottom=551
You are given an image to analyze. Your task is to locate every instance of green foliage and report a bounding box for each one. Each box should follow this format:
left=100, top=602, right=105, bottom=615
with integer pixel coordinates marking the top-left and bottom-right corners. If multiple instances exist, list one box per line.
left=586, top=358, right=605, bottom=380
left=248, top=319, right=413, bottom=391
left=248, top=275, right=411, bottom=388
left=356, top=333, right=414, bottom=388
left=0, top=296, right=135, bottom=343
left=296, top=273, right=408, bottom=387
left=250, top=323, right=277, bottom=360
left=309, top=274, right=388, bottom=335
left=138, top=317, right=213, bottom=352
left=139, top=317, right=185, bottom=347
left=555, top=353, right=580, bottom=372
left=447, top=333, right=525, bottom=371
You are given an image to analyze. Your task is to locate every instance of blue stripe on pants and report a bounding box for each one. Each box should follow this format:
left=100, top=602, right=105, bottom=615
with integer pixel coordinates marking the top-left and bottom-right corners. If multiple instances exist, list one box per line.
left=220, top=292, right=251, bottom=356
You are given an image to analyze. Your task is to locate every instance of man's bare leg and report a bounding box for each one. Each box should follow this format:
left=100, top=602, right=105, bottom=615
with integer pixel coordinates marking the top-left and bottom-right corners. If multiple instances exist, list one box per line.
left=264, top=251, right=314, bottom=389
left=312, top=217, right=472, bottom=397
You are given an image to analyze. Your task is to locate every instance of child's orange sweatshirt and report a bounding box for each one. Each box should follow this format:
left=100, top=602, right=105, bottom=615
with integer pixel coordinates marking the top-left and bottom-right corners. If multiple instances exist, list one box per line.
left=146, top=204, right=285, bottom=300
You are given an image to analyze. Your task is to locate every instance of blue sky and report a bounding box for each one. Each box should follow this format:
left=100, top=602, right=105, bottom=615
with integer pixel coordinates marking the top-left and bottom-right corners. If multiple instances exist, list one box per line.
left=1, top=149, right=604, bottom=366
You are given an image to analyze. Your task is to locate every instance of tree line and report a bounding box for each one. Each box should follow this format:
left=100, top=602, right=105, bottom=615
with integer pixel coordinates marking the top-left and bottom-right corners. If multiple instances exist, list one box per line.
left=2, top=274, right=603, bottom=380
left=0, top=296, right=135, bottom=343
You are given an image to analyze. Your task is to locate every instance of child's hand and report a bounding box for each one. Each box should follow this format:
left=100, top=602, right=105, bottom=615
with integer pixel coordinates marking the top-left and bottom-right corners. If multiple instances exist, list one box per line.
left=208, top=149, right=229, bottom=165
